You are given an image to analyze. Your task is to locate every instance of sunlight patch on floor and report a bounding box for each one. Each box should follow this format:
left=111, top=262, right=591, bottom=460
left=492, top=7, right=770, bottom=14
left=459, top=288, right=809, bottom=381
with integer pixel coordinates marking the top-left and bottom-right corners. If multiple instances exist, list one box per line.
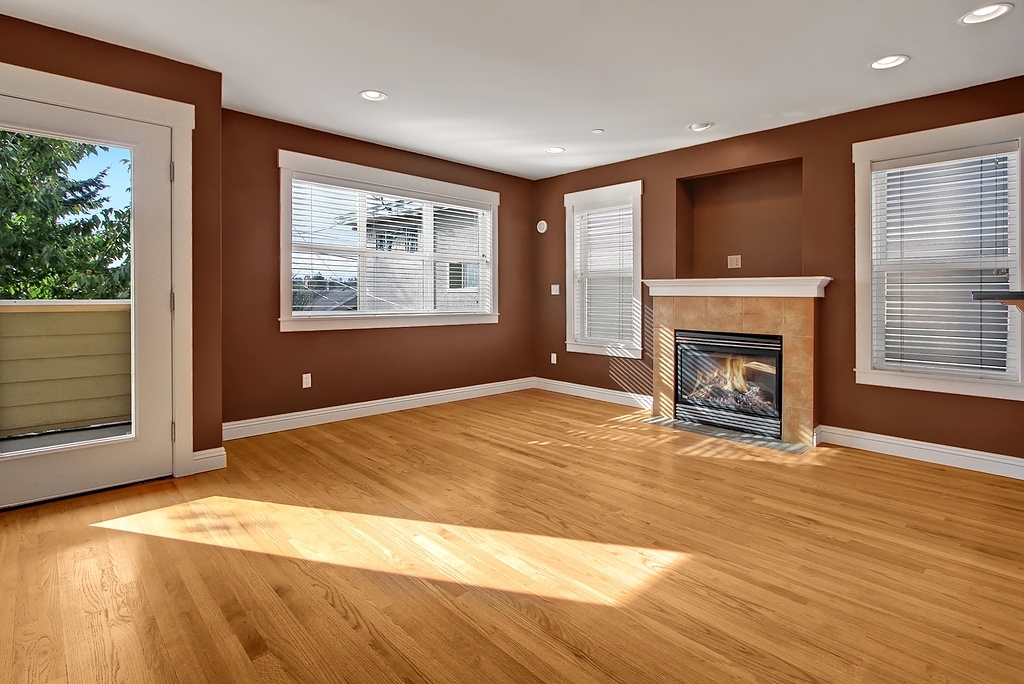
left=94, top=496, right=688, bottom=606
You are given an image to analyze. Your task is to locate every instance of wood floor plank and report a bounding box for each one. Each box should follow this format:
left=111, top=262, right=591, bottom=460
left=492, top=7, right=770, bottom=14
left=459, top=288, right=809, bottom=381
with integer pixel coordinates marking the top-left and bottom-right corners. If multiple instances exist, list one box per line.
left=2, top=389, right=1024, bottom=683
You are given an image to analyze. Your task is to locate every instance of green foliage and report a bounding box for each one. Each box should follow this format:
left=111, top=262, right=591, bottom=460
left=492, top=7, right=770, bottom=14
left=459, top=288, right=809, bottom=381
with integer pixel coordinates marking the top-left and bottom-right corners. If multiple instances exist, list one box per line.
left=0, top=131, right=130, bottom=300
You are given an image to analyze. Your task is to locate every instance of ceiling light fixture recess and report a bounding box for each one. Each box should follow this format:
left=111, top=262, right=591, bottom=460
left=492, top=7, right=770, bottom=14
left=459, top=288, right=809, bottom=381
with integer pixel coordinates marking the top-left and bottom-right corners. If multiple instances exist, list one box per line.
left=592, top=128, right=605, bottom=134
left=688, top=122, right=714, bottom=132
left=960, top=3, right=1013, bottom=23
left=870, top=55, right=909, bottom=70
left=545, top=147, right=566, bottom=154
left=360, top=90, right=388, bottom=101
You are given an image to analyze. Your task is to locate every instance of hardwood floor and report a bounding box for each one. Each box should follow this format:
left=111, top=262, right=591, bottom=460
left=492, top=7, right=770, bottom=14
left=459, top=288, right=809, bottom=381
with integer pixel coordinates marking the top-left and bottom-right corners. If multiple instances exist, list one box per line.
left=2, top=389, right=1024, bottom=683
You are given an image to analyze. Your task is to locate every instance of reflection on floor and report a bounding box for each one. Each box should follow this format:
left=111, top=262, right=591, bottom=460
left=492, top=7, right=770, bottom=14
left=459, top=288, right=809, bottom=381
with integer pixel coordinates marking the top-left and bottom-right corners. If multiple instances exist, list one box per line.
left=95, top=495, right=687, bottom=606
left=1, top=389, right=1023, bottom=684
left=0, top=420, right=131, bottom=454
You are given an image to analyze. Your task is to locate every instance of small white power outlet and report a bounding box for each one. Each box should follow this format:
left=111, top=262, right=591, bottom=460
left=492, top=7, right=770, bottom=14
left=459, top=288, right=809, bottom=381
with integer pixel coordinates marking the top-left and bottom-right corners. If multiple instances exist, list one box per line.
left=550, top=284, right=560, bottom=295
left=727, top=254, right=742, bottom=269
left=301, top=372, right=312, bottom=389
left=550, top=353, right=558, bottom=364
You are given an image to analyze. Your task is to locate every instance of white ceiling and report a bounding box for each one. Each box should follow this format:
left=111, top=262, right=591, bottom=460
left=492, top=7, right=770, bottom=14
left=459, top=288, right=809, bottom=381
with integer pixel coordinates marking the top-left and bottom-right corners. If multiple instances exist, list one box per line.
left=2, top=0, right=1023, bottom=179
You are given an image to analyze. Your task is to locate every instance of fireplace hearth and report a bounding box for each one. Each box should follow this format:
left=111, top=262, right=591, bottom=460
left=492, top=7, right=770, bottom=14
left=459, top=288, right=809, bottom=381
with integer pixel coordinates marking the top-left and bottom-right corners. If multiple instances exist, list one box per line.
left=675, top=330, right=783, bottom=439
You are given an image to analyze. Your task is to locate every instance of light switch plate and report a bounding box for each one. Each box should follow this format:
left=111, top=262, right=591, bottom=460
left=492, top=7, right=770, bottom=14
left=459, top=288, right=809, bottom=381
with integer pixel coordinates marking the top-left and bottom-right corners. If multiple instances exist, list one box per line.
left=551, top=284, right=560, bottom=295
left=301, top=372, right=312, bottom=388
left=727, top=254, right=742, bottom=269
left=550, top=353, right=557, bottom=364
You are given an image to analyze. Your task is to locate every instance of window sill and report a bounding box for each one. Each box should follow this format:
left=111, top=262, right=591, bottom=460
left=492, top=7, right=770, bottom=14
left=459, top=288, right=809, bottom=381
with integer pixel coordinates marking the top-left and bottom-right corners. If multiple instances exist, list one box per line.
left=856, top=368, right=1024, bottom=402
left=566, top=341, right=643, bottom=359
left=282, top=313, right=498, bottom=332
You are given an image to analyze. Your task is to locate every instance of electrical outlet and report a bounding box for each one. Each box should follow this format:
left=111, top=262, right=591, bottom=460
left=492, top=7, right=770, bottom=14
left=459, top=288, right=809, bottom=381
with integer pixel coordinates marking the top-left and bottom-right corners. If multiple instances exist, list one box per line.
left=301, top=372, right=312, bottom=389
left=551, top=284, right=560, bottom=295
left=550, top=353, right=558, bottom=364
left=727, top=254, right=742, bottom=269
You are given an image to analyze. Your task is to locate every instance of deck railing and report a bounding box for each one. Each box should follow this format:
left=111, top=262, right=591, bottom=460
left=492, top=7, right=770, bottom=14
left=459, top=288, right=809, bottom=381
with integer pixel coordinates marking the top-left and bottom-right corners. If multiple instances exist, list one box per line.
left=0, top=300, right=131, bottom=438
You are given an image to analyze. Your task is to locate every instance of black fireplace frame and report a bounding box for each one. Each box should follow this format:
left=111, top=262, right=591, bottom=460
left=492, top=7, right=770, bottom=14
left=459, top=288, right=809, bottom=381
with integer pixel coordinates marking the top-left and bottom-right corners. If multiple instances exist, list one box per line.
left=674, top=329, right=783, bottom=439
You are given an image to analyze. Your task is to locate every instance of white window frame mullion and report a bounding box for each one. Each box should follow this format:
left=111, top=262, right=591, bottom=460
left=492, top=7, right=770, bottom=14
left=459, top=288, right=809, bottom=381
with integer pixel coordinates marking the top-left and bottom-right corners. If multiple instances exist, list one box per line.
left=422, top=203, right=435, bottom=311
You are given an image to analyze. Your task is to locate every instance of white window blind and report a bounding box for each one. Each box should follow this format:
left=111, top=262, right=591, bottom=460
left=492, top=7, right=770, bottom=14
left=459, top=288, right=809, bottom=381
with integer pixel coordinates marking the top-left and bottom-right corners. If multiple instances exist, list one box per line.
left=870, top=143, right=1020, bottom=380
left=574, top=204, right=635, bottom=343
left=565, top=181, right=642, bottom=357
left=290, top=176, right=494, bottom=319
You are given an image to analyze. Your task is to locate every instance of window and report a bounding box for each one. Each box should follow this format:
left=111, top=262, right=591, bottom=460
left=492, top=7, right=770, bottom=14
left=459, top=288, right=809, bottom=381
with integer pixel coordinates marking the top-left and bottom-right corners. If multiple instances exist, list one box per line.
left=853, top=114, right=1024, bottom=400
left=564, top=181, right=642, bottom=358
left=279, top=151, right=499, bottom=331
left=448, top=262, right=479, bottom=290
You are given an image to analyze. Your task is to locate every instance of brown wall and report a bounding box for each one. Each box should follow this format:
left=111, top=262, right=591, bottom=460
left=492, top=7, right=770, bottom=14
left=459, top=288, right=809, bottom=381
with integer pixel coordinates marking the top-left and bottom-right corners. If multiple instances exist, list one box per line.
left=0, top=15, right=224, bottom=451
left=7, top=12, right=1024, bottom=459
left=221, top=111, right=535, bottom=423
left=534, top=75, right=1024, bottom=458
left=688, top=160, right=803, bottom=278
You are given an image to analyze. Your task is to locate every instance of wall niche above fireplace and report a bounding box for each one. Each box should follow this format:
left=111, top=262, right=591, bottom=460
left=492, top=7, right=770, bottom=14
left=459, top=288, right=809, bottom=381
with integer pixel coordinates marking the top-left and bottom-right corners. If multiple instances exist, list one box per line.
left=676, top=159, right=804, bottom=279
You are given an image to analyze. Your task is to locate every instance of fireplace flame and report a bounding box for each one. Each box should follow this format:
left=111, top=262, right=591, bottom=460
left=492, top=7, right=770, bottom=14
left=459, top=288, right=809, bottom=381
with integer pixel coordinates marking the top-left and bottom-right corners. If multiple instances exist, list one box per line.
left=696, top=355, right=750, bottom=393
left=724, top=356, right=748, bottom=393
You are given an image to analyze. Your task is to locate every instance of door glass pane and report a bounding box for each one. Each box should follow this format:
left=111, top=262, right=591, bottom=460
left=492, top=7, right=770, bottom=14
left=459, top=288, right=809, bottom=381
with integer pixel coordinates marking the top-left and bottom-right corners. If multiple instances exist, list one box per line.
left=0, top=130, right=133, bottom=454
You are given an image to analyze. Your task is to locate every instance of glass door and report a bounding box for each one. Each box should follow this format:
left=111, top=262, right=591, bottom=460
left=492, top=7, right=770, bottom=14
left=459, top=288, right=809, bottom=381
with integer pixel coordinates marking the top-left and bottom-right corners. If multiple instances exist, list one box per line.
left=0, top=94, right=173, bottom=507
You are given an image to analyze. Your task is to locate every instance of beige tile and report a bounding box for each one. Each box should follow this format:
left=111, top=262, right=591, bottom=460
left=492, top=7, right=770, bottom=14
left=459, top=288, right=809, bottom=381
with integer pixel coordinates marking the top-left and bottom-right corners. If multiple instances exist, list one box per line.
left=706, top=297, right=743, bottom=333
left=783, top=298, right=814, bottom=337
left=653, top=385, right=674, bottom=419
left=654, top=343, right=675, bottom=391
left=653, top=298, right=673, bottom=329
left=782, top=406, right=814, bottom=445
left=783, top=370, right=813, bottom=411
left=653, top=322, right=673, bottom=363
left=674, top=297, right=707, bottom=330
left=784, top=335, right=814, bottom=375
left=743, top=297, right=785, bottom=318
left=742, top=297, right=785, bottom=335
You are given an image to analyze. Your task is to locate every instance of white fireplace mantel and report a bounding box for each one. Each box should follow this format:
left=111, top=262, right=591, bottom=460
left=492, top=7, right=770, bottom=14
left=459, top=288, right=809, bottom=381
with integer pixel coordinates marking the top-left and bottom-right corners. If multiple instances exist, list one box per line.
left=644, top=276, right=832, bottom=298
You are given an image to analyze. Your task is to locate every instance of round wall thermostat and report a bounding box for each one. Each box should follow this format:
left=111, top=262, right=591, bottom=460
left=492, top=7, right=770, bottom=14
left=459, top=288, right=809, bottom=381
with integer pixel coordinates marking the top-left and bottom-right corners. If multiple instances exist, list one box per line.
left=536, top=220, right=548, bottom=234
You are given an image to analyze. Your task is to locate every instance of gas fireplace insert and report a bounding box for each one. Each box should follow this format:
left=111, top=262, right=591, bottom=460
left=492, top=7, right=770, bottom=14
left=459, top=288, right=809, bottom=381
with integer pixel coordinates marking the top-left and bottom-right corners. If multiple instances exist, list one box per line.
left=675, top=330, right=783, bottom=439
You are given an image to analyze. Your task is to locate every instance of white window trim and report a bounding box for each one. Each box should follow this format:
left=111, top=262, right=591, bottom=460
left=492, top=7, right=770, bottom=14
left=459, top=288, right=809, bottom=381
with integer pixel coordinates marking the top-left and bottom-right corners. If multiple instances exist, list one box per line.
left=852, top=112, right=1024, bottom=401
left=564, top=180, right=643, bottom=359
left=278, top=150, right=499, bottom=331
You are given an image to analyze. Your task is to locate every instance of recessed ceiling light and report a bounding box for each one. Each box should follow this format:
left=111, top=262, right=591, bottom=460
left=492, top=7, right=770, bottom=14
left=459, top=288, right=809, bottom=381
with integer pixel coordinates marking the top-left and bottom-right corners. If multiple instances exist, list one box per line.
left=688, top=122, right=714, bottom=132
left=360, top=90, right=388, bottom=101
left=592, top=128, right=605, bottom=134
left=960, top=3, right=1013, bottom=23
left=545, top=147, right=566, bottom=154
left=870, top=55, right=909, bottom=70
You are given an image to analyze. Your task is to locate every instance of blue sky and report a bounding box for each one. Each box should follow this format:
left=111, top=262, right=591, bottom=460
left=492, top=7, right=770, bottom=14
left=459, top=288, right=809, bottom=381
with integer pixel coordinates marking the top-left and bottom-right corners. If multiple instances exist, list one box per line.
left=69, top=145, right=132, bottom=211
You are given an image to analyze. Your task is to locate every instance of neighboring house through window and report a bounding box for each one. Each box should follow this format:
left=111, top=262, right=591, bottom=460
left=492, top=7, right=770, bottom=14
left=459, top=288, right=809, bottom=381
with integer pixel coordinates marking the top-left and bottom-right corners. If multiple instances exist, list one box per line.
left=279, top=151, right=499, bottom=331
left=853, top=113, right=1023, bottom=400
left=448, top=262, right=479, bottom=290
left=564, top=181, right=643, bottom=358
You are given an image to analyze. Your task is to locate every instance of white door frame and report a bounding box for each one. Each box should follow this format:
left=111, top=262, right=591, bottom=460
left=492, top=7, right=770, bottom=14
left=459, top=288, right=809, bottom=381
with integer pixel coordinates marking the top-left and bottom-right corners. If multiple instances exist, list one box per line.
left=0, top=61, right=218, bottom=477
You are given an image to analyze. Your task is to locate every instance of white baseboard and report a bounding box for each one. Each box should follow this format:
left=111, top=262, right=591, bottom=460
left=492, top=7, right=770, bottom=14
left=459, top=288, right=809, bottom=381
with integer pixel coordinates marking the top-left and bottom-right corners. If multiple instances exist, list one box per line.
left=174, top=446, right=227, bottom=477
left=222, top=376, right=653, bottom=441
left=223, top=378, right=538, bottom=441
left=814, top=425, right=1024, bottom=481
left=533, top=377, right=653, bottom=410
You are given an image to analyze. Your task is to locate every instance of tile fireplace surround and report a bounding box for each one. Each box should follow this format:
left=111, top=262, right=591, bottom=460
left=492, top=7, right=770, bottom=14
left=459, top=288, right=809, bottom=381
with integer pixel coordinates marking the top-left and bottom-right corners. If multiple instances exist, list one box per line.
left=646, top=277, right=832, bottom=445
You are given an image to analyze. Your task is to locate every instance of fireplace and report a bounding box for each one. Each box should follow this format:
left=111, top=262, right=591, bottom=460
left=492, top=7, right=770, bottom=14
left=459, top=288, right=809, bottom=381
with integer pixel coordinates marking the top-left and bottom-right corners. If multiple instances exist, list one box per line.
left=675, top=330, right=783, bottom=439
